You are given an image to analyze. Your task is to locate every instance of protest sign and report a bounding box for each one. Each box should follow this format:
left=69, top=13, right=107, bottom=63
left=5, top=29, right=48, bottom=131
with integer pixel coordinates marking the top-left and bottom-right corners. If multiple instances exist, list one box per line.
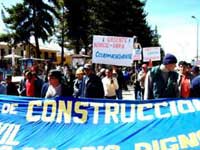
left=143, top=47, right=161, bottom=62
left=92, top=35, right=133, bottom=66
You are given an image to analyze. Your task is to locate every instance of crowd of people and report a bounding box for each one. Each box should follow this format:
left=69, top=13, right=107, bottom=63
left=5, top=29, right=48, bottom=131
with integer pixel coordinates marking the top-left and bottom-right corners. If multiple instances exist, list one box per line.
left=0, top=53, right=200, bottom=100
left=0, top=61, right=127, bottom=99
left=142, top=53, right=200, bottom=100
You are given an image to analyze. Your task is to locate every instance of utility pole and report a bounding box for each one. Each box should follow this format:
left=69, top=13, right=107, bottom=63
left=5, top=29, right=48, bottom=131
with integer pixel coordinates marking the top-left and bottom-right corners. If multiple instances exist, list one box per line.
left=192, top=16, right=199, bottom=61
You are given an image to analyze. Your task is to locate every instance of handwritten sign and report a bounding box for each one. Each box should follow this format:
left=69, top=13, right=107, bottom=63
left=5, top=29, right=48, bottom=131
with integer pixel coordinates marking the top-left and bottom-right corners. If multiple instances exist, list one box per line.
left=92, top=35, right=133, bottom=66
left=143, top=47, right=161, bottom=62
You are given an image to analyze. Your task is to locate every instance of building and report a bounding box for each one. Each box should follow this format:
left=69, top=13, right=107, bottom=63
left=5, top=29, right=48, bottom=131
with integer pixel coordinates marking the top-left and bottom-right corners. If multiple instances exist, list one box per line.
left=0, top=42, right=59, bottom=64
left=0, top=42, right=91, bottom=67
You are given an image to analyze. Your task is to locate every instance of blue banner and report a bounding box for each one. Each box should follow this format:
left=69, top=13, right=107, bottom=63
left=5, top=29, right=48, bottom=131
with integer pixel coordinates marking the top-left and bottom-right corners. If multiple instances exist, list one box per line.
left=0, top=95, right=200, bottom=150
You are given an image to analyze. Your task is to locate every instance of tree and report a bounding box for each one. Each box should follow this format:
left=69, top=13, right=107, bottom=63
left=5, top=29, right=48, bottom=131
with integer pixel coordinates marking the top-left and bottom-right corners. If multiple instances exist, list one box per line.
left=64, top=0, right=90, bottom=54
left=90, top=0, right=157, bottom=47
left=1, top=0, right=160, bottom=57
left=63, top=0, right=160, bottom=54
left=0, top=3, right=30, bottom=47
left=1, top=0, right=58, bottom=58
left=151, top=26, right=161, bottom=46
left=50, top=0, right=69, bottom=65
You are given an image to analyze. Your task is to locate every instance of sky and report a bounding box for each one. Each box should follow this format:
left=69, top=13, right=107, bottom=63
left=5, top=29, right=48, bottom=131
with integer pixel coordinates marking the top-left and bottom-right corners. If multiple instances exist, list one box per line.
left=0, top=0, right=22, bottom=33
left=0, top=0, right=200, bottom=63
left=145, top=0, right=200, bottom=63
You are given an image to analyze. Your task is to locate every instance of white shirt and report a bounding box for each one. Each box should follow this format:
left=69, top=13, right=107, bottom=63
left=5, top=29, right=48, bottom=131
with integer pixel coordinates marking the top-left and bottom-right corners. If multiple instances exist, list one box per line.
left=45, top=84, right=62, bottom=98
left=102, top=77, right=119, bottom=97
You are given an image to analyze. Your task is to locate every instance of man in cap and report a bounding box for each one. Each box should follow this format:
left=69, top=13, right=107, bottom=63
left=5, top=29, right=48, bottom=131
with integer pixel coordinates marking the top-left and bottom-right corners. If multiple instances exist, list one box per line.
left=144, top=53, right=179, bottom=100
left=80, top=63, right=104, bottom=98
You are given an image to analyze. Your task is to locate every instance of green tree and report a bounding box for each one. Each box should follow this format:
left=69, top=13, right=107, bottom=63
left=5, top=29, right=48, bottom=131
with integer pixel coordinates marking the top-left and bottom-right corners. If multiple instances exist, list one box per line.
left=51, top=0, right=69, bottom=65
left=63, top=0, right=160, bottom=54
left=64, top=0, right=90, bottom=54
left=90, top=0, right=157, bottom=47
left=151, top=26, right=161, bottom=46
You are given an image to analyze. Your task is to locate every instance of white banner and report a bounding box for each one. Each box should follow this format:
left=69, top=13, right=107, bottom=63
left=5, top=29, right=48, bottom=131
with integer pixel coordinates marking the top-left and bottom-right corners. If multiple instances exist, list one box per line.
left=143, top=47, right=161, bottom=62
left=92, top=35, right=133, bottom=66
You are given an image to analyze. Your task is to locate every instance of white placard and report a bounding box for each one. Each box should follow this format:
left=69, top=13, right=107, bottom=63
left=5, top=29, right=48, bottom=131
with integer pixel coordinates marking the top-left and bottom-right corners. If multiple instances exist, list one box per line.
left=92, top=35, right=133, bottom=66
left=143, top=47, right=161, bottom=62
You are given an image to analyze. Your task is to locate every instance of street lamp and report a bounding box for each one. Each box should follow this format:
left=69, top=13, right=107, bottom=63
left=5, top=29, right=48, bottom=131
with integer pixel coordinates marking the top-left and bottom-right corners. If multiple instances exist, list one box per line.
left=191, top=16, right=199, bottom=61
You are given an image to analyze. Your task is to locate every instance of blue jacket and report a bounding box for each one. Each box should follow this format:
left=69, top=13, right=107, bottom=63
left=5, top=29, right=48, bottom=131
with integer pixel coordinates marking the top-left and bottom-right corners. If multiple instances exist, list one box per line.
left=190, top=75, right=200, bottom=97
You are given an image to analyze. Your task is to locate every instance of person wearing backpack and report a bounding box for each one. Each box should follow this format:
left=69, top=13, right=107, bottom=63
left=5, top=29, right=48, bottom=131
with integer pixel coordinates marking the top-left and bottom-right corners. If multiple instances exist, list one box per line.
left=144, top=53, right=179, bottom=100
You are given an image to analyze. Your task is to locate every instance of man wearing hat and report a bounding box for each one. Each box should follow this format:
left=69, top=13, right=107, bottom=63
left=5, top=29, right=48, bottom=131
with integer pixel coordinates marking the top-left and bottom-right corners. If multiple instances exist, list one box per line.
left=144, top=53, right=179, bottom=100
left=80, top=63, right=104, bottom=98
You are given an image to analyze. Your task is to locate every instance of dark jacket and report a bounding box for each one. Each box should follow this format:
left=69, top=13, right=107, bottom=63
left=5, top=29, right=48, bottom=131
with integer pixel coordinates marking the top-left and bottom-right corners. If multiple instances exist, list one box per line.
left=80, top=74, right=104, bottom=98
left=150, top=66, right=179, bottom=99
left=34, top=76, right=44, bottom=97
left=190, top=75, right=200, bottom=97
left=7, top=82, right=19, bottom=96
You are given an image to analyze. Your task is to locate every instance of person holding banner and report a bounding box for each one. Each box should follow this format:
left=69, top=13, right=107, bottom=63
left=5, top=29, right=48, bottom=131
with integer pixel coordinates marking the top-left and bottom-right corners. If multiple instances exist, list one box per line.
left=190, top=66, right=200, bottom=97
left=5, top=74, right=19, bottom=96
left=144, top=53, right=179, bottom=100
left=42, top=69, right=73, bottom=98
left=177, top=61, right=192, bottom=98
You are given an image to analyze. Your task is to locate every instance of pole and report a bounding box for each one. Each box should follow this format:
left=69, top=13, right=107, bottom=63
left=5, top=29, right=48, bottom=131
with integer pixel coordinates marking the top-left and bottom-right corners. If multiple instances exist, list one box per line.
left=192, top=16, right=199, bottom=61
left=61, top=6, right=65, bottom=66
left=197, top=21, right=199, bottom=61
